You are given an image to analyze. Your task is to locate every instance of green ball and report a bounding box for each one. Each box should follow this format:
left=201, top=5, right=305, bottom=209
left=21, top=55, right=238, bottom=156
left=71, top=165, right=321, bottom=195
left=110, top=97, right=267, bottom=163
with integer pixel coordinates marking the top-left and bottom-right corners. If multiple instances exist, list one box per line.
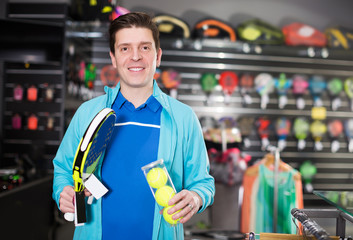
left=146, top=167, right=168, bottom=189
left=163, top=205, right=181, bottom=225
left=155, top=186, right=175, bottom=207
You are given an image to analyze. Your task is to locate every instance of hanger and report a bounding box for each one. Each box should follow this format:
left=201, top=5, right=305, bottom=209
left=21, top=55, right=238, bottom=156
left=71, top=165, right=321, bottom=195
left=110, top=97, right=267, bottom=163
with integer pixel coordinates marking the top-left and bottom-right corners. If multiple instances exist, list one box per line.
left=245, top=153, right=301, bottom=181
left=264, top=153, right=291, bottom=172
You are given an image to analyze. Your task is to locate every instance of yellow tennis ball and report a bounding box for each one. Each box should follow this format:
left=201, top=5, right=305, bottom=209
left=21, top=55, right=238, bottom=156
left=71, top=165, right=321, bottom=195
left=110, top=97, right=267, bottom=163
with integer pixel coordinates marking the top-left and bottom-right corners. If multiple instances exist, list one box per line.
left=146, top=167, right=168, bottom=189
left=155, top=185, right=175, bottom=207
left=163, top=205, right=181, bottom=225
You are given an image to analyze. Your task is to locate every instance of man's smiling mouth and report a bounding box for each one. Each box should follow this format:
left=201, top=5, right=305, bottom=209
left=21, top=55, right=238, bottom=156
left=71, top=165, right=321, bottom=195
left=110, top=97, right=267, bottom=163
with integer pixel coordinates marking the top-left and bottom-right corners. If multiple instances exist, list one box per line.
left=128, top=67, right=144, bottom=71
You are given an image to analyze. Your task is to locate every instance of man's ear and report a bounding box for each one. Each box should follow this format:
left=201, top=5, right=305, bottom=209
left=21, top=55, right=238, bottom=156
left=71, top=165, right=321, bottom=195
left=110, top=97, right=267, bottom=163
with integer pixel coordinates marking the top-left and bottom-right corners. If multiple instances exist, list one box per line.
left=109, top=51, right=117, bottom=68
left=156, top=48, right=162, bottom=67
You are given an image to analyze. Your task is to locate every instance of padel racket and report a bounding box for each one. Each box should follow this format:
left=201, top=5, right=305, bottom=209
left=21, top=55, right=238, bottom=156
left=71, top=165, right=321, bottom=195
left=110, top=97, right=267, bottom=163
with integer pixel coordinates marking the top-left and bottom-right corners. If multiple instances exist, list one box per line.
left=254, top=73, right=274, bottom=109
left=274, top=73, right=292, bottom=109
left=328, top=119, right=343, bottom=153
left=100, top=64, right=120, bottom=88
left=292, top=74, right=309, bottom=110
left=64, top=108, right=116, bottom=225
left=200, top=73, right=218, bottom=105
left=275, top=117, right=291, bottom=151
left=344, top=77, right=353, bottom=111
left=161, top=68, right=181, bottom=98
left=293, top=117, right=310, bottom=150
left=239, top=73, right=254, bottom=106
left=219, top=71, right=238, bottom=104
left=327, top=78, right=343, bottom=111
left=309, top=75, right=326, bottom=107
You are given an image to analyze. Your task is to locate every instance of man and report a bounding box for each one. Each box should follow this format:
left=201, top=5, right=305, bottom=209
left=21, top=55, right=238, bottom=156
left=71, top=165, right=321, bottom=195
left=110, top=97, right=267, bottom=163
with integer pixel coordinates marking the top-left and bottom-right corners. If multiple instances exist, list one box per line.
left=53, top=12, right=215, bottom=239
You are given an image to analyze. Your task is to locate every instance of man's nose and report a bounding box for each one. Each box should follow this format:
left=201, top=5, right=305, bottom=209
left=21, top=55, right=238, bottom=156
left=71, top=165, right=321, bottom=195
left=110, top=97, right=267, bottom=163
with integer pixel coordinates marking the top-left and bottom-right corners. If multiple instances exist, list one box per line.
left=131, top=48, right=142, bottom=61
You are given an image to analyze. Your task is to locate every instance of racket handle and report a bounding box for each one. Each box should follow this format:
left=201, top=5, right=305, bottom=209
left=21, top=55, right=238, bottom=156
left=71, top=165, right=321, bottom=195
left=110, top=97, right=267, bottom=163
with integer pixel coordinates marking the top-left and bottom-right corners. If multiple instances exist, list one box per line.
left=64, top=212, right=74, bottom=221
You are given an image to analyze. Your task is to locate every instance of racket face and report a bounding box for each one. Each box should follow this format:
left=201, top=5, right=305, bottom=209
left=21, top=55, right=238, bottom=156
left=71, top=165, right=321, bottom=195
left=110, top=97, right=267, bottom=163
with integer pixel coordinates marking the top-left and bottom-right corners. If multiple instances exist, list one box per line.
left=219, top=71, right=238, bottom=94
left=100, top=65, right=120, bottom=87
left=81, top=112, right=116, bottom=180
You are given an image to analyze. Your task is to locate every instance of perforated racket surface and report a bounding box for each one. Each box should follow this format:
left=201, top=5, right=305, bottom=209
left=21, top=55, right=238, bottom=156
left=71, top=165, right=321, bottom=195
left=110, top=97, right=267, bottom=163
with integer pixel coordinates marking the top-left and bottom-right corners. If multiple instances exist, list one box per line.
left=65, top=108, right=116, bottom=225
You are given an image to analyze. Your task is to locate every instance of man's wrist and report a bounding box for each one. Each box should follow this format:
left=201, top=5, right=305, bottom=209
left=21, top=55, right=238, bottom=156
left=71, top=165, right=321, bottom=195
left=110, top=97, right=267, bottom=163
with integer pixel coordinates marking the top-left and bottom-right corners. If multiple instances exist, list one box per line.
left=191, top=191, right=203, bottom=211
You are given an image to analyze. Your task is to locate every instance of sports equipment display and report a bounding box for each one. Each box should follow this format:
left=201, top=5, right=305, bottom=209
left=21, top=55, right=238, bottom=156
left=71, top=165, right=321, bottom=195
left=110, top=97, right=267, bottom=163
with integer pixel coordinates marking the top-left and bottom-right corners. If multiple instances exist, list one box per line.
left=237, top=116, right=255, bottom=148
left=326, top=26, right=353, bottom=49
left=161, top=68, right=181, bottom=98
left=194, top=19, right=236, bottom=42
left=163, top=205, right=181, bottom=225
left=13, top=84, right=23, bottom=101
left=27, top=114, right=38, bottom=130
left=344, top=77, right=353, bottom=111
left=309, top=75, right=326, bottom=107
left=12, top=113, right=22, bottom=130
left=256, top=117, right=271, bottom=150
left=237, top=19, right=284, bottom=45
left=292, top=74, right=309, bottom=110
left=146, top=167, right=168, bottom=189
left=153, top=15, right=190, bottom=39
left=100, top=64, right=120, bottom=88
left=155, top=185, right=175, bottom=207
left=254, top=73, right=274, bottom=109
left=328, top=119, right=343, bottom=153
left=299, top=161, right=317, bottom=193
left=200, top=73, right=218, bottom=105
left=27, top=85, right=38, bottom=102
left=310, top=120, right=327, bottom=152
left=274, top=73, right=292, bottom=109
left=344, top=119, right=353, bottom=152
left=282, top=22, right=327, bottom=47
left=327, top=78, right=343, bottom=111
left=275, top=117, right=291, bottom=151
left=219, top=71, right=238, bottom=104
left=239, top=74, right=254, bottom=106
left=110, top=6, right=130, bottom=21
left=64, top=108, right=116, bottom=225
left=293, top=117, right=310, bottom=150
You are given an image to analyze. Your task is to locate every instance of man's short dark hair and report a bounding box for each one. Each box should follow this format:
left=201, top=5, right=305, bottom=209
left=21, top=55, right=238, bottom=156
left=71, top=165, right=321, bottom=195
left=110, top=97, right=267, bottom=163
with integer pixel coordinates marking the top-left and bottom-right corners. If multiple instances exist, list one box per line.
left=109, top=12, right=160, bottom=54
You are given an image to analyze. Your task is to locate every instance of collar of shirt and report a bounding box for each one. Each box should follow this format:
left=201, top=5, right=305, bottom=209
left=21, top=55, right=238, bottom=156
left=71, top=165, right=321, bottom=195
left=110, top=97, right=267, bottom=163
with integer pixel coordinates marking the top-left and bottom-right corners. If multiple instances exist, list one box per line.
left=114, top=91, right=161, bottom=112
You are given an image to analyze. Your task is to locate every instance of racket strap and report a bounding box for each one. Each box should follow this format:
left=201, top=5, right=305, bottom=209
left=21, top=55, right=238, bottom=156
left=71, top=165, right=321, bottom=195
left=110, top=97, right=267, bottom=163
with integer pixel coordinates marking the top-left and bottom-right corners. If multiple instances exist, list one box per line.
left=75, top=191, right=87, bottom=225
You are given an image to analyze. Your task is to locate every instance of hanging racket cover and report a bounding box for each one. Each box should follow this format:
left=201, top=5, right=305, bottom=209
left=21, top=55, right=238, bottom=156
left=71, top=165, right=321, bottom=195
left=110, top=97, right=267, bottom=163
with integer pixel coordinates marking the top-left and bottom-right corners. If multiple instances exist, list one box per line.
left=194, top=18, right=236, bottom=42
left=282, top=22, right=327, bottom=47
left=326, top=26, right=353, bottom=49
left=237, top=18, right=284, bottom=45
left=153, top=14, right=191, bottom=39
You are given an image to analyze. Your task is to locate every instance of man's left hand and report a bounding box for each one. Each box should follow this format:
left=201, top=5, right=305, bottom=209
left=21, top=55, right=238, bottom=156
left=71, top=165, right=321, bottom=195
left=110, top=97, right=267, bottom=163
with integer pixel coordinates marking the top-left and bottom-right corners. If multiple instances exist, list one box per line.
left=166, top=190, right=202, bottom=224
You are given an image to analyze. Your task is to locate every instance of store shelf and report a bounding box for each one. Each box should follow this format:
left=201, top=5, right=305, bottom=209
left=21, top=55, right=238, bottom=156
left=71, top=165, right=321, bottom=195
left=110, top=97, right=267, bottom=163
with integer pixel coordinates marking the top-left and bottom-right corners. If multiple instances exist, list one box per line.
left=158, top=38, right=353, bottom=206
left=0, top=3, right=67, bottom=169
left=0, top=18, right=65, bottom=64
left=63, top=23, right=353, bottom=205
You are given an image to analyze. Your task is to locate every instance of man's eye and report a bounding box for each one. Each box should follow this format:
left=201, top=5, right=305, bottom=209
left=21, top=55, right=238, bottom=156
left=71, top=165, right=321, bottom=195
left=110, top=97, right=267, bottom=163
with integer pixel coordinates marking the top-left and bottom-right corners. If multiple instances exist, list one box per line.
left=142, top=46, right=150, bottom=50
left=121, top=47, right=128, bottom=52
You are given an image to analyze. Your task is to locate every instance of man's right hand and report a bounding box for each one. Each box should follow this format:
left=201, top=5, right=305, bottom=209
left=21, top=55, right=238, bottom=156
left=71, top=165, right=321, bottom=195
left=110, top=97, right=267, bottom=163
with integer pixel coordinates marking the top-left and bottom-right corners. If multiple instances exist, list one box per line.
left=59, top=186, right=93, bottom=213
left=59, top=186, right=75, bottom=213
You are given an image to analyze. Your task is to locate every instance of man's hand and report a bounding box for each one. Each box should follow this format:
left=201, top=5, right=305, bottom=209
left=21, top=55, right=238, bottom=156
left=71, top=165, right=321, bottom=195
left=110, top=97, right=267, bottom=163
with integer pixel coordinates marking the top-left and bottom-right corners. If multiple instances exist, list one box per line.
left=59, top=186, right=92, bottom=213
left=166, top=190, right=202, bottom=224
left=59, top=186, right=75, bottom=213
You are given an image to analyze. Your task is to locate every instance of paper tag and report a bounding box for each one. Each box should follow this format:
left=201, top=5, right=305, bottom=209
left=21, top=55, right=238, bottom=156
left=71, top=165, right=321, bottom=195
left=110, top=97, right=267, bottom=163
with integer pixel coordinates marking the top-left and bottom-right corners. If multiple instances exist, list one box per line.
left=84, top=174, right=109, bottom=200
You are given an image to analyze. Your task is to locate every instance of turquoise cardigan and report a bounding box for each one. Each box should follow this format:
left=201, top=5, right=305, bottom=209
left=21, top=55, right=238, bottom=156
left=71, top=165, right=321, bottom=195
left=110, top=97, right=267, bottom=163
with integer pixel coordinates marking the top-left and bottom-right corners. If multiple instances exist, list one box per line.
left=52, top=81, right=215, bottom=239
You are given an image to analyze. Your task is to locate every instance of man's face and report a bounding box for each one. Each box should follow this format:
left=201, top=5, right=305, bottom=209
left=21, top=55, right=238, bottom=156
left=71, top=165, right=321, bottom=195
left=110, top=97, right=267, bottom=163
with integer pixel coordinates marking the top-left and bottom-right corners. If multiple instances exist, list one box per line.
left=110, top=27, right=162, bottom=91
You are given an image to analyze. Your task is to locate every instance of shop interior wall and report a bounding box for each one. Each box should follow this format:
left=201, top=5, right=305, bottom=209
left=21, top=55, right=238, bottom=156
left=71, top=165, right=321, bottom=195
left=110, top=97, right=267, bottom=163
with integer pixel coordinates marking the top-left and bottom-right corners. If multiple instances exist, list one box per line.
left=8, top=0, right=353, bottom=30
left=123, top=0, right=353, bottom=30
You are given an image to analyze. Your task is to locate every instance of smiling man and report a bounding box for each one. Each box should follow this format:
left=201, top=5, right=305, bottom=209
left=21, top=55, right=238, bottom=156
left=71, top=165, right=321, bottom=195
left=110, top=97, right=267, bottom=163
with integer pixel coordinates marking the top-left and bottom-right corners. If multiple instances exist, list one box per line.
left=52, top=12, right=215, bottom=240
